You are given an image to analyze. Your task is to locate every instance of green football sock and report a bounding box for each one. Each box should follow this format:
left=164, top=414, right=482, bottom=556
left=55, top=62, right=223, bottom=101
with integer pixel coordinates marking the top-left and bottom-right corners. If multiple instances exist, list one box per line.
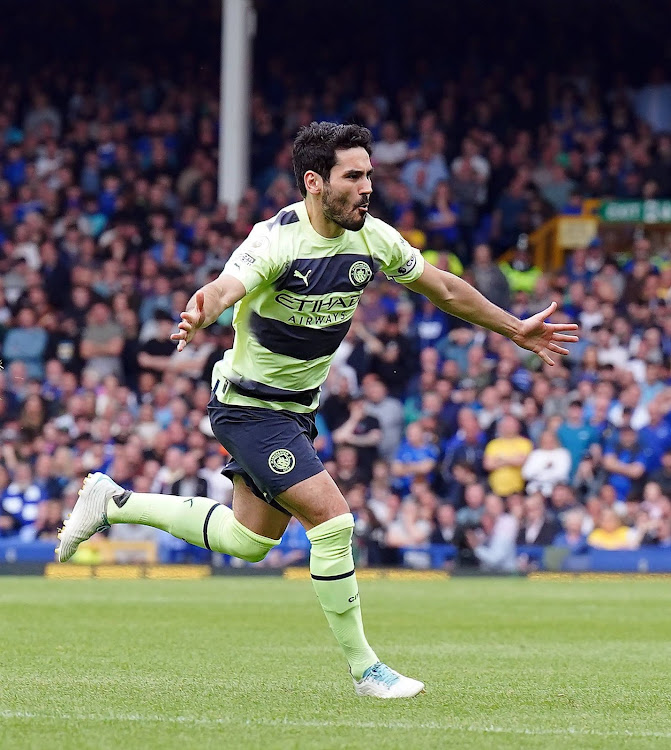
left=107, top=492, right=280, bottom=562
left=307, top=513, right=378, bottom=680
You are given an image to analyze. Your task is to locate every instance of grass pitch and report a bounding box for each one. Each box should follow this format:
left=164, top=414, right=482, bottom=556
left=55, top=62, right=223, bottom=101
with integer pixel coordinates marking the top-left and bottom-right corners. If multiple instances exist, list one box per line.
left=0, top=576, right=670, bottom=750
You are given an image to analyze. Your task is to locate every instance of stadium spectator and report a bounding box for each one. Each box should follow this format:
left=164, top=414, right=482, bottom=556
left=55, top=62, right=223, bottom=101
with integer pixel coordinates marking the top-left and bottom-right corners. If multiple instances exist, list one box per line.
left=483, top=416, right=533, bottom=498
left=361, top=375, right=404, bottom=461
left=391, top=422, right=439, bottom=497
left=465, top=494, right=519, bottom=573
left=386, top=500, right=432, bottom=568
left=516, top=493, right=561, bottom=546
left=0, top=462, right=44, bottom=540
left=470, top=243, right=511, bottom=310
left=522, top=430, right=572, bottom=497
left=600, top=426, right=647, bottom=503
left=553, top=509, right=589, bottom=554
left=169, top=451, right=208, bottom=498
left=588, top=508, right=640, bottom=550
left=557, top=400, right=599, bottom=474
left=2, top=307, right=49, bottom=379
left=79, top=302, right=124, bottom=378
left=331, top=396, right=381, bottom=483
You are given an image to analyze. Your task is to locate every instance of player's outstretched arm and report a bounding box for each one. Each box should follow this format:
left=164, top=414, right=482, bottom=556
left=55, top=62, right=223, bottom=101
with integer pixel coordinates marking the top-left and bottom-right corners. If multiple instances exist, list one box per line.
left=405, top=263, right=578, bottom=366
left=171, top=274, right=246, bottom=352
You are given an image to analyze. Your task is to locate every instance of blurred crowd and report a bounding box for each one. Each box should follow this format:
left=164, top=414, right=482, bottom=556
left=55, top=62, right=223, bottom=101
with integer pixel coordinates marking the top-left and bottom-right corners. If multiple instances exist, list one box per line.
left=1, top=58, right=671, bottom=569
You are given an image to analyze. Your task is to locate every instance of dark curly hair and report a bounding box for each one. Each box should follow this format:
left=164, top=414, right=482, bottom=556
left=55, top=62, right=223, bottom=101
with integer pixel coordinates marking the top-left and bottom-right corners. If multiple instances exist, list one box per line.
left=292, top=121, right=372, bottom=198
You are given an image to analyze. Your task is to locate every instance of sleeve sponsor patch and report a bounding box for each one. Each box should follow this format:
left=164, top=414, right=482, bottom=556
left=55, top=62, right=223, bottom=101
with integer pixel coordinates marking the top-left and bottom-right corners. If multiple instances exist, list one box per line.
left=239, top=252, right=257, bottom=266
left=395, top=253, right=417, bottom=277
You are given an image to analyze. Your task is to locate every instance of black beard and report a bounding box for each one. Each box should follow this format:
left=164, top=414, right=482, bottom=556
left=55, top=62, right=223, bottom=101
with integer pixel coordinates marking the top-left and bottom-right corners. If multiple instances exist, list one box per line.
left=322, top=185, right=367, bottom=231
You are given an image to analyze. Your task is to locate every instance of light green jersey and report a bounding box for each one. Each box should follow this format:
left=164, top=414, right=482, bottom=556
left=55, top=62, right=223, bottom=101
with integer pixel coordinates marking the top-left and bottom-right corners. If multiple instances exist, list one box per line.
left=211, top=201, right=425, bottom=412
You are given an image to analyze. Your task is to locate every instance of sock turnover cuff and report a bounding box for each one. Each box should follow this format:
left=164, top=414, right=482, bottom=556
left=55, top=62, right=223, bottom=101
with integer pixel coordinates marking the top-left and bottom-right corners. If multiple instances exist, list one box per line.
left=306, top=513, right=355, bottom=543
left=229, top=513, right=282, bottom=549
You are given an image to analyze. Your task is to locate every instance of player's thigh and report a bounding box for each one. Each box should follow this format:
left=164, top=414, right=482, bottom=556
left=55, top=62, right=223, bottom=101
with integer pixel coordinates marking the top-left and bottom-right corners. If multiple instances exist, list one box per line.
left=232, top=475, right=291, bottom=540
left=276, top=470, right=349, bottom=530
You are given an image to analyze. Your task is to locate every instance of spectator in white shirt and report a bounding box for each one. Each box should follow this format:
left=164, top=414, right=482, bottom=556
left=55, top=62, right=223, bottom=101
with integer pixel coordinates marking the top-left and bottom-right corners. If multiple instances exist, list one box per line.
left=522, top=430, right=572, bottom=497
left=465, top=494, right=519, bottom=573
left=372, top=122, right=409, bottom=168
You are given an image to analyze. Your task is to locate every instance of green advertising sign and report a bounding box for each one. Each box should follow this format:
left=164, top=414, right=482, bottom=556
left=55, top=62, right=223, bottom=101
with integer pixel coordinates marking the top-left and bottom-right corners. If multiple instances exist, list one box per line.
left=599, top=200, right=671, bottom=223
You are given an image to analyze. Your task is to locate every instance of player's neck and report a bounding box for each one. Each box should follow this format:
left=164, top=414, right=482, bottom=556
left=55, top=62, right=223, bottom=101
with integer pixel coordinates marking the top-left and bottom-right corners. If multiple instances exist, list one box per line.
left=304, top=198, right=345, bottom=239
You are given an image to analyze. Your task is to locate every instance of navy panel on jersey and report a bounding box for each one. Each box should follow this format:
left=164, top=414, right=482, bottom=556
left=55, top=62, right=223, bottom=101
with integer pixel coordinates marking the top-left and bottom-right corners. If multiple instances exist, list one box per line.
left=208, top=394, right=324, bottom=510
left=275, top=253, right=377, bottom=295
left=249, top=311, right=352, bottom=360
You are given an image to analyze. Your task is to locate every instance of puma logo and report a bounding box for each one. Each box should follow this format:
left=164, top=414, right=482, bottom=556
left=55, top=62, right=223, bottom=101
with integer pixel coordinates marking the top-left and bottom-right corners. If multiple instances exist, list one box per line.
left=293, top=269, right=312, bottom=286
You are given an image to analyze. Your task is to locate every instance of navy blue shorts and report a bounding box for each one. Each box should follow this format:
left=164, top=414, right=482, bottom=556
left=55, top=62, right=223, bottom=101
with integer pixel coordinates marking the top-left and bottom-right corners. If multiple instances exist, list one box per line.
left=207, top=394, right=325, bottom=515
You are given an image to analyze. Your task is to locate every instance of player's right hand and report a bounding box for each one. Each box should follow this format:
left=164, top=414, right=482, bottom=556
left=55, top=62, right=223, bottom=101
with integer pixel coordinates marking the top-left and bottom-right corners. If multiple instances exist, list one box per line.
left=171, top=290, right=206, bottom=352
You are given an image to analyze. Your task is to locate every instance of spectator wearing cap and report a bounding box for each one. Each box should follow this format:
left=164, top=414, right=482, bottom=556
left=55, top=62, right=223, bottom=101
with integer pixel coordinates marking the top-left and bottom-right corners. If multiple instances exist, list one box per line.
left=522, top=430, right=572, bottom=497
left=483, top=416, right=533, bottom=498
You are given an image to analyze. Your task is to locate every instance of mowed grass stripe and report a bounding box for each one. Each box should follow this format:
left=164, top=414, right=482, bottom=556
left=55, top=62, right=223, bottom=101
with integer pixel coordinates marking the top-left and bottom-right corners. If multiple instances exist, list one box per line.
left=0, top=578, right=670, bottom=750
left=2, top=708, right=671, bottom=740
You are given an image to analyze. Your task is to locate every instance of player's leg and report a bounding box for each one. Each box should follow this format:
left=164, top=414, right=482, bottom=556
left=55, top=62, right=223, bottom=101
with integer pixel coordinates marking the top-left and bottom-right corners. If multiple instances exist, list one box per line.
left=276, top=471, right=424, bottom=697
left=56, top=472, right=289, bottom=564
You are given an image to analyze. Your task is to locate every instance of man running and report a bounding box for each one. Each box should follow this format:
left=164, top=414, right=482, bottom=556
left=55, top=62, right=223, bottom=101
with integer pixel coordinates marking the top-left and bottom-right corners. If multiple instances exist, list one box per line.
left=57, top=122, right=578, bottom=698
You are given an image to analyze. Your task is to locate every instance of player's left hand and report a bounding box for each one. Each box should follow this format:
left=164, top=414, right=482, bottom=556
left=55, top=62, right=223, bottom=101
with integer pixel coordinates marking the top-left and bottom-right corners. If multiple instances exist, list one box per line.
left=511, top=301, right=579, bottom=366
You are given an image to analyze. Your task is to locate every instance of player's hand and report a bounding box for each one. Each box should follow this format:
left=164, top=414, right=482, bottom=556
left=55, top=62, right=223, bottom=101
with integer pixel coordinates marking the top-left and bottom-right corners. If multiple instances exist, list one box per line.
left=511, top=301, right=579, bottom=366
left=171, top=291, right=206, bottom=352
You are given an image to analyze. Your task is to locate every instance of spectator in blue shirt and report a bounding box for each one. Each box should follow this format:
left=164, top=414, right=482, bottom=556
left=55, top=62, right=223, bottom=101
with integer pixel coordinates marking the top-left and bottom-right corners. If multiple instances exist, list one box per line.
left=400, top=140, right=449, bottom=207
left=391, top=422, right=439, bottom=497
left=601, top=426, right=647, bottom=502
left=553, top=509, right=589, bottom=554
left=638, top=400, right=671, bottom=473
left=557, top=400, right=599, bottom=474
left=2, top=307, right=49, bottom=379
left=0, top=462, right=45, bottom=539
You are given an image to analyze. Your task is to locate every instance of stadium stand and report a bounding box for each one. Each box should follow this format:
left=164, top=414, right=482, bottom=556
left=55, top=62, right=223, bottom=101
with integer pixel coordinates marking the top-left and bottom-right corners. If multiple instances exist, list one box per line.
left=1, top=3, right=671, bottom=572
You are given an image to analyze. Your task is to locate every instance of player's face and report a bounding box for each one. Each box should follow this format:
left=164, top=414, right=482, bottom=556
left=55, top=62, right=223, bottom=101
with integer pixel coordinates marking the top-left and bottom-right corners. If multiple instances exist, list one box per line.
left=322, top=147, right=373, bottom=231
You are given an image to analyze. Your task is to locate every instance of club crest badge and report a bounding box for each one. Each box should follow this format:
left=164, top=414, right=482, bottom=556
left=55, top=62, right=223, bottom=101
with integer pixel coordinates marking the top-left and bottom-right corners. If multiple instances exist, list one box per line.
left=348, top=261, right=373, bottom=287
left=268, top=449, right=296, bottom=474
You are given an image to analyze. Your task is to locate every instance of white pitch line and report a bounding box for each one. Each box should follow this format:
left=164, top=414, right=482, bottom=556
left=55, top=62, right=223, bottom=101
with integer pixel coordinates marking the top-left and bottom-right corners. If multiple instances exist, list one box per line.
left=1, top=710, right=670, bottom=740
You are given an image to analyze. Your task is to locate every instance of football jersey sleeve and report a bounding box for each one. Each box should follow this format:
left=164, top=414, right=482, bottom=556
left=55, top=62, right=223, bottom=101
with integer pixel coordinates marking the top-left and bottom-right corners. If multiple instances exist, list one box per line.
left=367, top=218, right=425, bottom=284
left=220, top=224, right=283, bottom=294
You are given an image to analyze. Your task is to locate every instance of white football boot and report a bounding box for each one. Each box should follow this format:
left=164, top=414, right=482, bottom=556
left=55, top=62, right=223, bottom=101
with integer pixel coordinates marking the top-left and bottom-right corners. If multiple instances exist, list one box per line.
left=353, top=662, right=425, bottom=698
left=56, top=472, right=126, bottom=562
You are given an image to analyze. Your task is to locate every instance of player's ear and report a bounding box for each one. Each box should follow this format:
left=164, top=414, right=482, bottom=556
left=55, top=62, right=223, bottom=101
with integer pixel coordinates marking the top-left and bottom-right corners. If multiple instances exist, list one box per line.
left=304, top=170, right=322, bottom=196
